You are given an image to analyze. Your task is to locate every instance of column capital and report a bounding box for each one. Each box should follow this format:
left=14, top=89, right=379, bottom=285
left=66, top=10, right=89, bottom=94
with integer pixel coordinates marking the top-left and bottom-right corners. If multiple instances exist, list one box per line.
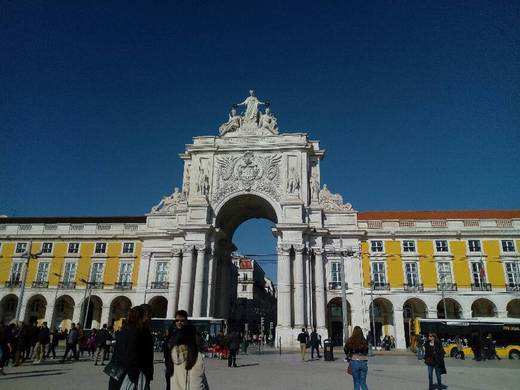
left=277, top=244, right=292, bottom=255
left=171, top=249, right=182, bottom=257
left=183, top=245, right=194, bottom=254
left=293, top=244, right=305, bottom=253
left=311, top=247, right=324, bottom=256
left=195, top=245, right=207, bottom=253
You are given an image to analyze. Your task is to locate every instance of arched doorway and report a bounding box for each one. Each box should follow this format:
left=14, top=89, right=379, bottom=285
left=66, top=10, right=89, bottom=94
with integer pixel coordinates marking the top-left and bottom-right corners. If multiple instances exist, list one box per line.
left=507, top=299, right=520, bottom=318
left=471, top=298, right=497, bottom=317
left=0, top=294, right=18, bottom=323
left=369, top=298, right=394, bottom=345
left=80, top=295, right=103, bottom=329
left=110, top=296, right=132, bottom=329
left=437, top=298, right=462, bottom=319
left=403, top=298, right=427, bottom=347
left=326, top=297, right=352, bottom=346
left=149, top=296, right=168, bottom=318
left=25, top=294, right=47, bottom=324
left=53, top=295, right=75, bottom=330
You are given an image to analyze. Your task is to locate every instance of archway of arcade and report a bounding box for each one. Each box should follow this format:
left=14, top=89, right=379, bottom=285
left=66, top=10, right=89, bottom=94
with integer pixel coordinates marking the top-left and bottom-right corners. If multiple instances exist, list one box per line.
left=402, top=297, right=427, bottom=347
left=0, top=294, right=18, bottom=324
left=326, top=297, right=352, bottom=346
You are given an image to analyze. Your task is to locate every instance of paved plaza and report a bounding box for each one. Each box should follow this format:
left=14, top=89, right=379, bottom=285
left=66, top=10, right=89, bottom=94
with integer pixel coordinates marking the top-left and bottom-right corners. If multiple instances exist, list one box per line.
left=0, top=349, right=518, bottom=390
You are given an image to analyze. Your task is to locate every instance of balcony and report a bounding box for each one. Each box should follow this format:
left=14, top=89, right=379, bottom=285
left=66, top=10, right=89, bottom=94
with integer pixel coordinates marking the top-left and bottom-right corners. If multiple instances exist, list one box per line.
left=471, top=283, right=492, bottom=291
left=32, top=281, right=49, bottom=288
left=328, top=281, right=347, bottom=290
left=404, top=283, right=424, bottom=292
left=150, top=281, right=169, bottom=289
left=506, top=283, right=520, bottom=292
left=4, top=280, right=21, bottom=288
left=90, top=282, right=104, bottom=289
left=58, top=281, right=77, bottom=289
left=372, top=282, right=390, bottom=291
left=437, top=283, right=458, bottom=292
left=114, top=282, right=133, bottom=290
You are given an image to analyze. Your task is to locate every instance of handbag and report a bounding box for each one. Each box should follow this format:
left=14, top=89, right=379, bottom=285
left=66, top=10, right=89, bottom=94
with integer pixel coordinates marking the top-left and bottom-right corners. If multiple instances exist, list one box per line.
left=103, top=360, right=126, bottom=381
left=347, top=362, right=352, bottom=375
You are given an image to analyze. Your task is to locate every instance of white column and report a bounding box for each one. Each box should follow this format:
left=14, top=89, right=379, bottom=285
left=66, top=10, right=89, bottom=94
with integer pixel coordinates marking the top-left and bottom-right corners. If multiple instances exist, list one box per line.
left=100, top=305, right=110, bottom=326
left=72, top=303, right=81, bottom=324
left=192, top=246, right=206, bottom=317
left=314, top=249, right=327, bottom=330
left=178, top=246, right=194, bottom=314
left=427, top=309, right=438, bottom=319
left=44, top=304, right=54, bottom=325
left=304, top=250, right=312, bottom=327
left=276, top=245, right=292, bottom=327
left=393, top=308, right=407, bottom=349
left=293, top=245, right=305, bottom=327
left=206, top=248, right=217, bottom=317
left=167, top=250, right=182, bottom=318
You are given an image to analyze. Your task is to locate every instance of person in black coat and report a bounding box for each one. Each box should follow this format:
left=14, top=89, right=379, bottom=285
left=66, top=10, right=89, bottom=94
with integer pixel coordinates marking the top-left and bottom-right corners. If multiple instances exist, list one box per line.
left=424, top=333, right=446, bottom=390
left=225, top=329, right=241, bottom=368
left=95, top=324, right=112, bottom=365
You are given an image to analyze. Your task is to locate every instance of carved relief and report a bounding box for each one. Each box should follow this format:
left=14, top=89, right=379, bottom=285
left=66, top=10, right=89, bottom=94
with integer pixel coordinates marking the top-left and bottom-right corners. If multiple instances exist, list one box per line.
left=196, top=159, right=210, bottom=196
left=182, top=162, right=191, bottom=199
left=319, top=184, right=352, bottom=211
left=150, top=187, right=184, bottom=214
left=309, top=161, right=320, bottom=202
left=213, top=151, right=282, bottom=204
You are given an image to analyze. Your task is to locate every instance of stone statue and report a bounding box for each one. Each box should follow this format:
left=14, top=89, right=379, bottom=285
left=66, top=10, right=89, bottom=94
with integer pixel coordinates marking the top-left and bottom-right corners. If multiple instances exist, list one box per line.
left=219, top=108, right=242, bottom=136
left=197, top=165, right=210, bottom=196
left=287, top=166, right=300, bottom=194
left=319, top=184, right=352, bottom=211
left=237, top=90, right=265, bottom=124
left=259, top=107, right=279, bottom=134
left=310, top=175, right=320, bottom=202
left=182, top=164, right=191, bottom=199
left=150, top=187, right=183, bottom=214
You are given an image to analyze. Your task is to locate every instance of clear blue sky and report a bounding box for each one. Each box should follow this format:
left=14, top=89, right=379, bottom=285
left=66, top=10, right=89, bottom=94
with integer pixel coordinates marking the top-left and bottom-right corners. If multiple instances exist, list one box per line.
left=1, top=1, right=519, bottom=281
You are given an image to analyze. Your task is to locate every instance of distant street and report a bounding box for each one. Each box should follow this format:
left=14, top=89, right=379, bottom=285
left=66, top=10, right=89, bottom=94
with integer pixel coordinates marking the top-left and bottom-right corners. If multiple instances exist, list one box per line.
left=1, top=348, right=518, bottom=390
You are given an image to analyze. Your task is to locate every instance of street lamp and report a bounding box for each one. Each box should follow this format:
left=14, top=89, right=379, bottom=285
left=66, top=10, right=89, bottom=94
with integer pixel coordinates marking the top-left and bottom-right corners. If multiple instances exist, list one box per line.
left=339, top=237, right=354, bottom=343
left=15, top=241, right=43, bottom=322
left=52, top=273, right=62, bottom=329
left=80, top=278, right=93, bottom=329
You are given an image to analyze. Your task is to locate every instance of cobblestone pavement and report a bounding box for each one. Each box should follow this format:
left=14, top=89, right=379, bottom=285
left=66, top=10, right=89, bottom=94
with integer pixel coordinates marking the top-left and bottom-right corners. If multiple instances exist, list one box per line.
left=1, top=349, right=518, bottom=390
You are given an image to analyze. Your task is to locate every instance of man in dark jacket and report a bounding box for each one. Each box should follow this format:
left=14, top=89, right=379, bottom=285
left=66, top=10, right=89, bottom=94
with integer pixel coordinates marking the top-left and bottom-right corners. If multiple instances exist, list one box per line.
left=94, top=324, right=112, bottom=365
left=297, top=328, right=309, bottom=361
left=34, top=321, right=50, bottom=363
left=226, top=330, right=241, bottom=368
left=14, top=322, right=29, bottom=366
left=164, top=310, right=188, bottom=390
left=46, top=328, right=59, bottom=359
left=309, top=328, right=322, bottom=359
left=60, top=323, right=79, bottom=362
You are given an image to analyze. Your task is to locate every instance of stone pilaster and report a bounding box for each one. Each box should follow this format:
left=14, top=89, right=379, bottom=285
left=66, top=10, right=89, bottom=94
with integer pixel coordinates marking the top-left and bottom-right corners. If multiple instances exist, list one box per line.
left=178, top=246, right=195, bottom=314
left=276, top=245, right=292, bottom=327
left=167, top=249, right=182, bottom=318
left=192, top=246, right=207, bottom=317
left=313, top=249, right=327, bottom=330
left=293, top=245, right=305, bottom=327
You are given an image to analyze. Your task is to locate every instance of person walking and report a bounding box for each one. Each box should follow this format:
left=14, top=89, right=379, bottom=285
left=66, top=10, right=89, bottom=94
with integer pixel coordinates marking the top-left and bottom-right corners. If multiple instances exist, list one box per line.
left=297, top=328, right=309, bottom=361
left=309, top=328, right=322, bottom=359
left=225, top=329, right=241, bottom=368
left=484, top=333, right=501, bottom=360
left=95, top=324, right=112, bottom=366
left=0, top=322, right=12, bottom=375
left=454, top=335, right=465, bottom=360
left=164, top=310, right=188, bottom=390
left=171, top=324, right=209, bottom=390
left=470, top=331, right=482, bottom=361
left=424, top=333, right=447, bottom=390
left=46, top=328, right=59, bottom=359
left=34, top=321, right=50, bottom=363
left=416, top=334, right=424, bottom=360
left=14, top=322, right=29, bottom=366
left=60, top=323, right=79, bottom=362
left=345, top=326, right=369, bottom=390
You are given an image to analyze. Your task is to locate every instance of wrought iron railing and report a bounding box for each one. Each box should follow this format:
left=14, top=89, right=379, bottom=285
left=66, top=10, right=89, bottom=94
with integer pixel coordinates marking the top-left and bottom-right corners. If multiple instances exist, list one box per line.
left=32, top=281, right=49, bottom=288
left=150, top=281, right=169, bottom=289
left=58, top=281, right=77, bottom=289
left=437, top=283, right=457, bottom=291
left=114, top=282, right=133, bottom=290
left=471, top=283, right=492, bottom=291
left=404, top=283, right=424, bottom=292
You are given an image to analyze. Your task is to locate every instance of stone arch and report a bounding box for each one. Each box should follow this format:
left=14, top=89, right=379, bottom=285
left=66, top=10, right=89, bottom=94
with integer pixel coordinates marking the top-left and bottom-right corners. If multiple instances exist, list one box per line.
left=369, top=297, right=394, bottom=343
left=52, top=295, right=75, bottom=330
left=149, top=295, right=168, bottom=318
left=25, top=294, right=47, bottom=324
left=437, top=298, right=462, bottom=319
left=326, top=297, right=352, bottom=346
left=80, top=295, right=103, bottom=329
left=0, top=294, right=18, bottom=324
left=471, top=298, right=497, bottom=318
left=402, top=297, right=428, bottom=347
left=506, top=299, right=520, bottom=318
left=109, top=296, right=132, bottom=329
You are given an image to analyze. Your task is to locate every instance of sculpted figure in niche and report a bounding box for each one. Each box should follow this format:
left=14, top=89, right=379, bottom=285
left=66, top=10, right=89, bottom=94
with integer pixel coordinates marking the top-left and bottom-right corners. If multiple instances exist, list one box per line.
left=237, top=90, right=265, bottom=124
left=197, top=165, right=210, bottom=196
left=182, top=165, right=191, bottom=199
left=287, top=166, right=300, bottom=194
left=259, top=107, right=279, bottom=134
left=219, top=108, right=242, bottom=136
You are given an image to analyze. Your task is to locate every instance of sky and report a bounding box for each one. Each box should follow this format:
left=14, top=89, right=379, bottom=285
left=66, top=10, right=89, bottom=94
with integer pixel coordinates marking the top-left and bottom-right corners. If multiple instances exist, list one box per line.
left=1, top=1, right=519, bottom=281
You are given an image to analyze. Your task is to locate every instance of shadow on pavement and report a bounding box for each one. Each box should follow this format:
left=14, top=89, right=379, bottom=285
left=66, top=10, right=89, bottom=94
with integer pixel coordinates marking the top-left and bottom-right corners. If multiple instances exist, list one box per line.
left=236, top=363, right=259, bottom=368
left=0, top=371, right=67, bottom=381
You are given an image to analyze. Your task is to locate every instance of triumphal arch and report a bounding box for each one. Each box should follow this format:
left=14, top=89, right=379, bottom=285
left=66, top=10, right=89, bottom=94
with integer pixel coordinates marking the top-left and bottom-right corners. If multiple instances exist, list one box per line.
left=143, top=90, right=361, bottom=344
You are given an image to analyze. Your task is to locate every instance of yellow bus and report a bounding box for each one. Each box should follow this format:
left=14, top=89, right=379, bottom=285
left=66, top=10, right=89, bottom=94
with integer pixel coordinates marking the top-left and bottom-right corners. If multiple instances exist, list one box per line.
left=409, top=318, right=520, bottom=360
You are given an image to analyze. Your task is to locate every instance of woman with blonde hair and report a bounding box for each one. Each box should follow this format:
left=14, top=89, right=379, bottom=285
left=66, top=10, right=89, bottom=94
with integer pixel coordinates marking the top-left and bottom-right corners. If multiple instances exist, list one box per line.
left=344, top=326, right=369, bottom=390
left=171, top=324, right=209, bottom=390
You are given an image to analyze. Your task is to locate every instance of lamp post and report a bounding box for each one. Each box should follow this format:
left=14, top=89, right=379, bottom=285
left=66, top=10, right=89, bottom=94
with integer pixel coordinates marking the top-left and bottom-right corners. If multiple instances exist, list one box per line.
left=15, top=241, right=43, bottom=323
left=52, top=273, right=62, bottom=329
left=80, top=278, right=93, bottom=329
left=440, top=274, right=448, bottom=319
left=370, top=278, right=377, bottom=349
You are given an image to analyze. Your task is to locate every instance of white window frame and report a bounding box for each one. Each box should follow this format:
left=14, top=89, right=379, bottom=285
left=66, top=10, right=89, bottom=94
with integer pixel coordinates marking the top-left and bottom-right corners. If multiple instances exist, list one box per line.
left=370, top=240, right=384, bottom=253
left=371, top=261, right=387, bottom=286
left=470, top=261, right=486, bottom=286
left=62, top=261, right=77, bottom=283
left=94, top=242, right=107, bottom=254
left=10, top=262, right=24, bottom=282
left=15, top=242, right=28, bottom=254
left=402, top=240, right=416, bottom=253
left=122, top=242, right=135, bottom=255
left=468, top=240, right=482, bottom=253
left=437, top=261, right=453, bottom=285
left=435, top=240, right=449, bottom=253
left=41, top=242, right=54, bottom=254
left=501, top=240, right=516, bottom=253
left=68, top=242, right=80, bottom=254
left=90, top=262, right=105, bottom=283
left=504, top=261, right=520, bottom=287
left=118, top=262, right=133, bottom=283
left=155, top=261, right=169, bottom=283
left=35, top=261, right=50, bottom=282
left=404, top=261, right=420, bottom=286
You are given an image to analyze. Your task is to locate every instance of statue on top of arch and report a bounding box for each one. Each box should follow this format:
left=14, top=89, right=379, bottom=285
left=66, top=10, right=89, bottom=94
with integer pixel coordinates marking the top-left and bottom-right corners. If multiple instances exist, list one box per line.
left=150, top=187, right=186, bottom=214
left=319, top=184, right=353, bottom=211
left=218, top=90, right=279, bottom=136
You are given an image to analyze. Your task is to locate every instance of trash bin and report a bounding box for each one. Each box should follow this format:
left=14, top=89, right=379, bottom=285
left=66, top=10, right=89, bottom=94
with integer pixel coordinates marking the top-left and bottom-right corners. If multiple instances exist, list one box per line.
left=323, top=339, right=334, bottom=361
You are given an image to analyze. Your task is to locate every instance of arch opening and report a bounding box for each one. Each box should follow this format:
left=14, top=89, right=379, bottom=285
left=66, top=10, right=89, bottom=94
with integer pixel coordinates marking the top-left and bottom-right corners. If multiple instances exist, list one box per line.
left=25, top=295, right=47, bottom=324
left=0, top=294, right=18, bottom=324
left=149, top=296, right=168, bottom=318
left=369, top=298, right=394, bottom=346
left=403, top=298, right=427, bottom=347
left=471, top=298, right=497, bottom=318
left=53, top=295, right=75, bottom=330
left=81, top=295, right=103, bottom=329
left=327, top=297, right=352, bottom=346
left=437, top=298, right=462, bottom=319
left=507, top=299, right=520, bottom=318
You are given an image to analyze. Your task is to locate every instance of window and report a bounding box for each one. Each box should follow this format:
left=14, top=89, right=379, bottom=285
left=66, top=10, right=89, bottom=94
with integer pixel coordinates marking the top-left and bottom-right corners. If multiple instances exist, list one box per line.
left=437, top=262, right=453, bottom=284
left=41, top=242, right=53, bottom=254
left=155, top=262, right=168, bottom=282
left=505, top=262, right=520, bottom=286
left=68, top=242, right=80, bottom=254
left=122, top=242, right=135, bottom=254
left=16, top=242, right=27, bottom=254
left=95, top=242, right=107, bottom=254
left=63, top=262, right=77, bottom=283
left=242, top=285, right=247, bottom=292
left=403, top=241, right=416, bottom=253
left=91, top=263, right=104, bottom=283
left=502, top=240, right=516, bottom=253
left=471, top=262, right=486, bottom=286
left=35, top=262, right=49, bottom=282
left=435, top=240, right=449, bottom=253
left=372, top=262, right=386, bottom=286
left=405, top=262, right=419, bottom=286
left=371, top=241, right=384, bottom=253
left=468, top=240, right=481, bottom=252
left=118, top=263, right=133, bottom=283
left=10, top=262, right=23, bottom=282
left=331, top=262, right=341, bottom=284
left=243, top=273, right=248, bottom=281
